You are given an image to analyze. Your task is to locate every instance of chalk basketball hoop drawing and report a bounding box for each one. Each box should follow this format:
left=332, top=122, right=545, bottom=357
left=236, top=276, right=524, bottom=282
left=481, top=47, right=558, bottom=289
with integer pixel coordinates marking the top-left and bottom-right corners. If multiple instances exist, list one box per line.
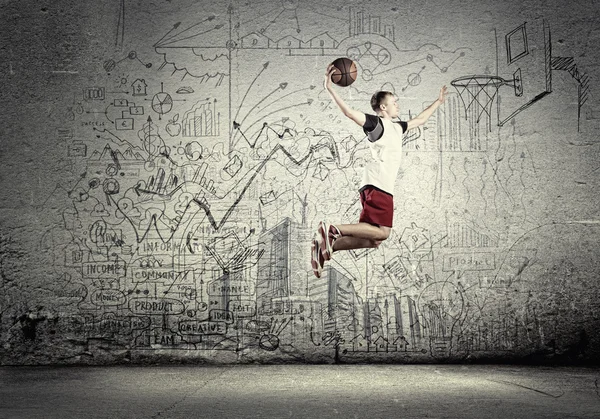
left=451, top=18, right=552, bottom=130
left=450, top=75, right=506, bottom=132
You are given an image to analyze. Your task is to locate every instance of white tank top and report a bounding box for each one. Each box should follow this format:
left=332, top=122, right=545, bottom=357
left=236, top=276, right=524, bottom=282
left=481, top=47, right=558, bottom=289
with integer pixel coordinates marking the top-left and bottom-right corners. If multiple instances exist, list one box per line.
left=361, top=116, right=406, bottom=195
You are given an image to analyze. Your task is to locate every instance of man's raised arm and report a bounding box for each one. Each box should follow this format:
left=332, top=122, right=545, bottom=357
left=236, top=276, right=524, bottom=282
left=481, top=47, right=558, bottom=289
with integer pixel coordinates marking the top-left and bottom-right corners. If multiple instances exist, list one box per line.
left=324, top=64, right=366, bottom=127
left=406, top=85, right=448, bottom=130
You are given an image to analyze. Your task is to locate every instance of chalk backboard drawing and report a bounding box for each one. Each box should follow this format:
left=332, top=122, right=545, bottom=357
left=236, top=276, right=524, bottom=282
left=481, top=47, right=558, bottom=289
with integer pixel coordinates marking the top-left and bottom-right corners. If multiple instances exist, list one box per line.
left=495, top=17, right=552, bottom=126
left=450, top=18, right=552, bottom=130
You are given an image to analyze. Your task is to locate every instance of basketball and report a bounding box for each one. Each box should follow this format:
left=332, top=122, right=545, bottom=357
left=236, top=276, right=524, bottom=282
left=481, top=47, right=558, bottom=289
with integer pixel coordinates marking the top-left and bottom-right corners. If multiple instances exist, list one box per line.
left=330, top=57, right=357, bottom=87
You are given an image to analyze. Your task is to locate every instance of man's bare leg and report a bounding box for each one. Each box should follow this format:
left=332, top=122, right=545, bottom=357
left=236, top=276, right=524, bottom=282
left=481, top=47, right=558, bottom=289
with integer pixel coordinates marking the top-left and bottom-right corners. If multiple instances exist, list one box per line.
left=332, top=222, right=390, bottom=252
left=332, top=236, right=379, bottom=251
left=337, top=222, right=390, bottom=241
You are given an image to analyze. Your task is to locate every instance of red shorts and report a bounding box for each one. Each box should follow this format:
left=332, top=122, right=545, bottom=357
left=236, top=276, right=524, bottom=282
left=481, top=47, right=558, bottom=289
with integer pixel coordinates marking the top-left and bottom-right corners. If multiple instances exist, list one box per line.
left=359, top=186, right=394, bottom=227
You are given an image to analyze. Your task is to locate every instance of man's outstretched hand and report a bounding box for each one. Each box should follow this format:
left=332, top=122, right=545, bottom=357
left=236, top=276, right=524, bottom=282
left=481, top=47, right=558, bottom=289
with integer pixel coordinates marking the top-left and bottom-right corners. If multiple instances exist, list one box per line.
left=438, top=85, right=448, bottom=104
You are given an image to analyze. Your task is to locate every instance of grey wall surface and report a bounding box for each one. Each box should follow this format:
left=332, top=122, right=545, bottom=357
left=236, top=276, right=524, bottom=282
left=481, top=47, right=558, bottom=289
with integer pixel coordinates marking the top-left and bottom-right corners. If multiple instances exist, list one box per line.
left=1, top=0, right=599, bottom=365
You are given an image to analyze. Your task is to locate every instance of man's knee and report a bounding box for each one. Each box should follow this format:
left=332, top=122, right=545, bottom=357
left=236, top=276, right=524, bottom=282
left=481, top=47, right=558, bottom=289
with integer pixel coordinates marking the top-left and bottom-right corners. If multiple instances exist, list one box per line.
left=377, top=227, right=391, bottom=241
left=372, top=228, right=390, bottom=247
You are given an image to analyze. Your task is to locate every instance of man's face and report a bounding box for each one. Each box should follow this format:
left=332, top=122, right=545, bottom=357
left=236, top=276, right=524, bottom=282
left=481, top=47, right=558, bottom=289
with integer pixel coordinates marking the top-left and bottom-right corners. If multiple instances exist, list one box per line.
left=381, top=94, right=399, bottom=118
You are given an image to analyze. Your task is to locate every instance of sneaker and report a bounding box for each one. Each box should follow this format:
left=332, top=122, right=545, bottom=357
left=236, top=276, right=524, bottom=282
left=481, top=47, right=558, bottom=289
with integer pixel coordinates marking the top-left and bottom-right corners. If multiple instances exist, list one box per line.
left=311, top=235, right=325, bottom=278
left=318, top=222, right=341, bottom=261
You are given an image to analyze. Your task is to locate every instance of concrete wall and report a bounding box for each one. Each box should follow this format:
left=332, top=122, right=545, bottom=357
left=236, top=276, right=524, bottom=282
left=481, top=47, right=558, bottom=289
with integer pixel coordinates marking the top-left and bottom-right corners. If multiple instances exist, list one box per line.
left=1, top=0, right=599, bottom=365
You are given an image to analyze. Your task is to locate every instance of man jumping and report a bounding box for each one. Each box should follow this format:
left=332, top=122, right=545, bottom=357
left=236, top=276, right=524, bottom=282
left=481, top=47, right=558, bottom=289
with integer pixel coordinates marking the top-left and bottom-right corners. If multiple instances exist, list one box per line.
left=311, top=63, right=447, bottom=278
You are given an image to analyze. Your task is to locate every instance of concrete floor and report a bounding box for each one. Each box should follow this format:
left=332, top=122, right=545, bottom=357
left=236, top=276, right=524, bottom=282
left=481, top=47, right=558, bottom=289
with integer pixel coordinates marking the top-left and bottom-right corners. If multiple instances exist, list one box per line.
left=1, top=364, right=599, bottom=418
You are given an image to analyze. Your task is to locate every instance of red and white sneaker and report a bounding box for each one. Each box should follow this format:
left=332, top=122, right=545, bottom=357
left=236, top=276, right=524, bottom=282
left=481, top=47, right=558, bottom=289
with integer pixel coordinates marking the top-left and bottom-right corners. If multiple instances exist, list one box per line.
left=318, top=221, right=341, bottom=261
left=311, top=235, right=325, bottom=278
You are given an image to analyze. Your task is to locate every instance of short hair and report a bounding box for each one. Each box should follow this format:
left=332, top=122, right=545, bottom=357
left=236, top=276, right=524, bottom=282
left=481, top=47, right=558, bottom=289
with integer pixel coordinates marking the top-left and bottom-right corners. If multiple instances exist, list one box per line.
left=370, top=91, right=393, bottom=112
